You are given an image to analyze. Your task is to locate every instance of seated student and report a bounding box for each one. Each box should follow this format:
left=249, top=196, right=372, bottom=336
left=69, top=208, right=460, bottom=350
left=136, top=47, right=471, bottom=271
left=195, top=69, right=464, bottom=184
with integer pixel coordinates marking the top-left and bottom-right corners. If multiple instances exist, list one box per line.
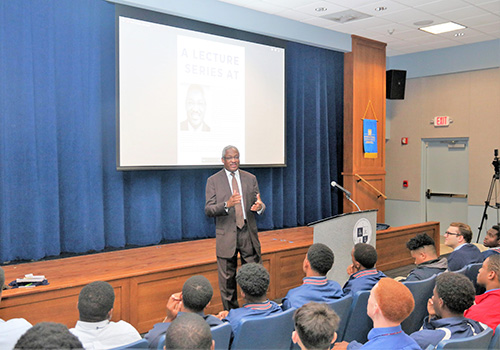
left=410, top=272, right=486, bottom=349
left=15, top=322, right=83, bottom=350
left=482, top=224, right=500, bottom=260
left=216, top=263, right=282, bottom=338
left=165, top=313, right=214, bottom=350
left=402, top=233, right=448, bottom=281
left=70, top=281, right=142, bottom=349
left=0, top=267, right=32, bottom=350
left=334, top=278, right=420, bottom=350
left=145, top=275, right=222, bottom=349
left=444, top=222, right=482, bottom=271
left=342, top=243, right=386, bottom=297
left=282, top=243, right=342, bottom=310
left=464, top=254, right=500, bottom=331
left=292, top=302, right=340, bottom=350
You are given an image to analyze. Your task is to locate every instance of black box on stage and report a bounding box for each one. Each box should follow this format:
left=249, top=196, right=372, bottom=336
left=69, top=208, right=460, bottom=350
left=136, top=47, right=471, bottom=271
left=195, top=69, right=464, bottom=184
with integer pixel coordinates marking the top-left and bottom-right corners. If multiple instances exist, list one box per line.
left=386, top=69, right=406, bottom=100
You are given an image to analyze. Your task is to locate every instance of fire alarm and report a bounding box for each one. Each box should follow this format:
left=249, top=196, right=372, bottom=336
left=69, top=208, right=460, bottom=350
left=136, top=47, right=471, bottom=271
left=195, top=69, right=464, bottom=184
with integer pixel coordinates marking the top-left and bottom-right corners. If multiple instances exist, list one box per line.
left=403, top=180, right=408, bottom=188
left=401, top=137, right=408, bottom=145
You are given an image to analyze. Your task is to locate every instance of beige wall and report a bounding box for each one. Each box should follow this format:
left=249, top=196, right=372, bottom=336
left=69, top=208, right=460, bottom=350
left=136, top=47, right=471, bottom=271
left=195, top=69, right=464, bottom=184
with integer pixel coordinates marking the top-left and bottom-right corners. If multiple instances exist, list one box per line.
left=386, top=67, right=500, bottom=206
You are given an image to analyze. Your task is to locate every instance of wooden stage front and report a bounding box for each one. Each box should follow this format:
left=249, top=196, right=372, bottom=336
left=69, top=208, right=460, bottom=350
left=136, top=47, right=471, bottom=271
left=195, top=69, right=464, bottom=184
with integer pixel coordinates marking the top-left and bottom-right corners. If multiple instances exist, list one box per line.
left=0, top=222, right=439, bottom=333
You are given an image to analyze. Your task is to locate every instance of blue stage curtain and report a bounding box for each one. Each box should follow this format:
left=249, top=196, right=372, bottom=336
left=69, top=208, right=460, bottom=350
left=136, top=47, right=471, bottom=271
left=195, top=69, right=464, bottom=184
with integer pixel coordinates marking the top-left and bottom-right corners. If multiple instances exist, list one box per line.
left=0, top=0, right=343, bottom=262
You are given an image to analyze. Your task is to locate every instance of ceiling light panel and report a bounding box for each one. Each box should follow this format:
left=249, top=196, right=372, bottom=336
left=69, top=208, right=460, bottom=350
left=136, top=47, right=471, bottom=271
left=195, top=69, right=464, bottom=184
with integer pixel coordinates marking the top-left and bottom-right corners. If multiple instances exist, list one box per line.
left=419, top=22, right=466, bottom=34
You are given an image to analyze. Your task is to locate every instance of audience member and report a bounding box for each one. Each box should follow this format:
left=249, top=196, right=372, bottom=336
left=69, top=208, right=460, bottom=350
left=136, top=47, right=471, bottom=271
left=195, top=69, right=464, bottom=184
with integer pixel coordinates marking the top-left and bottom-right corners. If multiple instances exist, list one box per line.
left=145, top=275, right=222, bottom=349
left=292, top=302, right=340, bottom=350
left=482, top=224, right=500, bottom=260
left=334, top=278, right=419, bottom=350
left=282, top=243, right=342, bottom=310
left=217, top=263, right=281, bottom=338
left=444, top=222, right=482, bottom=271
left=70, top=281, right=141, bottom=349
left=464, top=254, right=500, bottom=330
left=165, top=313, right=214, bottom=350
left=0, top=266, right=32, bottom=349
left=410, top=272, right=486, bottom=349
left=342, top=243, right=386, bottom=296
left=15, top=322, right=83, bottom=349
left=402, top=233, right=447, bottom=281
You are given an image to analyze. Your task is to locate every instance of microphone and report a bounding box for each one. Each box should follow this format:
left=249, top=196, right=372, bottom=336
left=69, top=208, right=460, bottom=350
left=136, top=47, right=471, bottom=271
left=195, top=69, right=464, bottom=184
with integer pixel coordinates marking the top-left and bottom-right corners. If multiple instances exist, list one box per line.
left=331, top=181, right=351, bottom=197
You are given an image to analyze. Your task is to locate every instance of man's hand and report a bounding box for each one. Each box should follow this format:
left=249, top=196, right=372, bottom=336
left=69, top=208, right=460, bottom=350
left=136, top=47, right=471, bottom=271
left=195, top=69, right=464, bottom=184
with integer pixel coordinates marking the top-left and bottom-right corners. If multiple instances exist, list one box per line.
left=164, top=292, right=182, bottom=323
left=226, top=190, right=242, bottom=208
left=215, top=310, right=229, bottom=320
left=332, top=341, right=349, bottom=349
left=427, top=297, right=436, bottom=319
left=250, top=193, right=263, bottom=211
left=346, top=264, right=358, bottom=275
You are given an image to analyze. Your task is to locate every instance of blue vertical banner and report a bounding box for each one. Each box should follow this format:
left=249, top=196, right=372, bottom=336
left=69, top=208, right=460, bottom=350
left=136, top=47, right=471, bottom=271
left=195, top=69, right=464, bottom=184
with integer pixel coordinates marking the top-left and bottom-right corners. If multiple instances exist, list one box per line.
left=363, top=119, right=378, bottom=158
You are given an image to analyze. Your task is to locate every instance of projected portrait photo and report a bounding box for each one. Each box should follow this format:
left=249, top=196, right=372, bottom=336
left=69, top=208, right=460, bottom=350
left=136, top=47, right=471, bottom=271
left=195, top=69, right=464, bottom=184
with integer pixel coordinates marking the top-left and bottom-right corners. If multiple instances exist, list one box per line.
left=180, top=84, right=211, bottom=132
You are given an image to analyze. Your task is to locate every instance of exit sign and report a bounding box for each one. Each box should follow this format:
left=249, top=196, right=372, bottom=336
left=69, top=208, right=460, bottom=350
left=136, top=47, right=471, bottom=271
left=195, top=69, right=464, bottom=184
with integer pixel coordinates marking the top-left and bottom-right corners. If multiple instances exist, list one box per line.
left=434, top=116, right=450, bottom=127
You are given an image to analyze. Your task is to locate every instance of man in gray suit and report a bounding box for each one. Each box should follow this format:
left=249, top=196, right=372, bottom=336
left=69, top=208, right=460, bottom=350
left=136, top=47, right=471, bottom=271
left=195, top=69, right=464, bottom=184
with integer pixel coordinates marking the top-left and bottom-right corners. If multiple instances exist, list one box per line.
left=205, top=145, right=265, bottom=310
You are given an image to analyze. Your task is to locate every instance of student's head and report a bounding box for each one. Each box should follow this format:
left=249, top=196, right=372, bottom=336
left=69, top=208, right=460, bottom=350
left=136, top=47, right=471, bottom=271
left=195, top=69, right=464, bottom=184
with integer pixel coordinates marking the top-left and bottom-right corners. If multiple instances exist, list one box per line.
left=236, top=263, right=269, bottom=301
left=14, top=322, right=83, bottom=349
left=406, top=233, right=438, bottom=265
left=433, top=272, right=475, bottom=317
left=221, top=145, right=240, bottom=173
left=165, top=313, right=214, bottom=350
left=292, top=302, right=339, bottom=350
left=182, top=275, right=213, bottom=313
left=305, top=243, right=334, bottom=276
left=368, top=278, right=414, bottom=324
left=352, top=243, right=377, bottom=269
left=445, top=222, right=473, bottom=247
left=484, top=225, right=500, bottom=248
left=77, top=281, right=115, bottom=322
left=185, top=84, right=206, bottom=129
left=477, top=254, right=500, bottom=289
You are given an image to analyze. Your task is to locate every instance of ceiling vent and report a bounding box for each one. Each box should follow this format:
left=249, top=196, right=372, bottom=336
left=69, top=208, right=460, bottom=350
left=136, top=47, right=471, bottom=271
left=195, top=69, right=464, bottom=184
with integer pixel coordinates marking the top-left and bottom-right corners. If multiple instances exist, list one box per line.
left=322, top=9, right=371, bottom=24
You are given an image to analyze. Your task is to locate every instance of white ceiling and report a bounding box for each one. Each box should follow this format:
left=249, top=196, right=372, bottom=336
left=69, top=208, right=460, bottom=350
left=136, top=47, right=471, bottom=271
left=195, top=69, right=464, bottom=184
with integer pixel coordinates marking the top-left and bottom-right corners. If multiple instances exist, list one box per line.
left=218, top=0, right=500, bottom=56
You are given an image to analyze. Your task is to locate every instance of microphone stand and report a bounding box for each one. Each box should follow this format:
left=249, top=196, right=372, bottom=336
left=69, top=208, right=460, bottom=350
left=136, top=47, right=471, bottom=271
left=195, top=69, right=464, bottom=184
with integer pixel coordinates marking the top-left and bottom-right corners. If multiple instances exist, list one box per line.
left=346, top=194, right=361, bottom=212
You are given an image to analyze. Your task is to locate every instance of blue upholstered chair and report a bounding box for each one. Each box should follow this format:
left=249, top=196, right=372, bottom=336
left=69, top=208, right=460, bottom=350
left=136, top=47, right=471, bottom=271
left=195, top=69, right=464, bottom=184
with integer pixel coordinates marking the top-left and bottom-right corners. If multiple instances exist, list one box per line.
left=156, top=334, right=166, bottom=350
left=465, top=262, right=486, bottom=295
left=230, top=308, right=295, bottom=350
left=426, top=327, right=493, bottom=350
left=341, top=290, right=372, bottom=344
left=211, top=322, right=232, bottom=350
left=326, top=295, right=353, bottom=342
left=110, top=338, right=149, bottom=350
left=488, top=324, right=500, bottom=350
left=453, top=265, right=469, bottom=275
left=402, top=274, right=437, bottom=334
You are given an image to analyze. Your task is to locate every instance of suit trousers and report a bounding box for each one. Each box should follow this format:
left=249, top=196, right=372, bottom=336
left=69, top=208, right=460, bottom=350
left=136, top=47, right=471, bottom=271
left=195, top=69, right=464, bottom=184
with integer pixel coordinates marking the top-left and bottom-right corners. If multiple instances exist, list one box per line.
left=217, top=223, right=261, bottom=310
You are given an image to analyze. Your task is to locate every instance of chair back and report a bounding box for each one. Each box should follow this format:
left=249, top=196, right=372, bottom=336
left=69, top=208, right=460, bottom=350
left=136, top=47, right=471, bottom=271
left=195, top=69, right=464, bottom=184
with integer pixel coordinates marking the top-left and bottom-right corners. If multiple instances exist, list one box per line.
left=211, top=322, right=232, bottom=350
left=341, top=291, right=372, bottom=344
left=489, top=324, right=500, bottom=350
left=110, top=338, right=149, bottom=350
left=435, top=327, right=493, bottom=350
left=453, top=265, right=468, bottom=275
left=156, top=334, right=166, bottom=350
left=326, top=295, right=353, bottom=342
left=230, top=308, right=295, bottom=350
left=402, top=274, right=437, bottom=334
left=465, top=263, right=486, bottom=295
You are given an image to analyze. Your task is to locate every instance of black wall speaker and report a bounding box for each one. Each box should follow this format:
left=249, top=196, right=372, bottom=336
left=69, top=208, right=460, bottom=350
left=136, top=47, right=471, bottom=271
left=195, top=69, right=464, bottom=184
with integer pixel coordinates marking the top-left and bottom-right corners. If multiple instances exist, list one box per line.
left=386, top=70, right=406, bottom=100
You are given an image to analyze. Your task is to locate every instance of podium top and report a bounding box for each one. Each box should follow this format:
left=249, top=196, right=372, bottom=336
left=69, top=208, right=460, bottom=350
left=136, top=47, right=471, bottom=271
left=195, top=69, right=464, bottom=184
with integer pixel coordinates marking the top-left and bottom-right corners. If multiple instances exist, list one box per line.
left=307, top=209, right=378, bottom=226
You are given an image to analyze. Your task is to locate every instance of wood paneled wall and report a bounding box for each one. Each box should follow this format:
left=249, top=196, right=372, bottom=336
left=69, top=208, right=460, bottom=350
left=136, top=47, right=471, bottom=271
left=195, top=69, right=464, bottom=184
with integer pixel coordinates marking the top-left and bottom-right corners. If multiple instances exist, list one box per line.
left=343, top=35, right=387, bottom=222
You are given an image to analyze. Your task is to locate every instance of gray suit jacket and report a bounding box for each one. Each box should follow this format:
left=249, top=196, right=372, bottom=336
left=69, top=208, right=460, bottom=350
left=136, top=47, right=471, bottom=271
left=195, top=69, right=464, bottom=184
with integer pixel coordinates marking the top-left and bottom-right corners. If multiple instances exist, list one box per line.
left=205, top=169, right=265, bottom=258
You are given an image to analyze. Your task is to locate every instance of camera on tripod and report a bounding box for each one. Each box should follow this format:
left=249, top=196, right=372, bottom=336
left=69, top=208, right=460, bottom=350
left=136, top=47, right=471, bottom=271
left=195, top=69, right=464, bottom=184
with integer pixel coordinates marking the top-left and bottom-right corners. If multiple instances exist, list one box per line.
left=493, top=149, right=499, bottom=178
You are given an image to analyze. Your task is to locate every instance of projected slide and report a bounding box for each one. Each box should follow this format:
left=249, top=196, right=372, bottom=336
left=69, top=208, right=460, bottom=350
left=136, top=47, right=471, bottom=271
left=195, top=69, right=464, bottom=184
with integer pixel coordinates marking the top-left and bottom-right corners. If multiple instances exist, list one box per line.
left=118, top=15, right=285, bottom=169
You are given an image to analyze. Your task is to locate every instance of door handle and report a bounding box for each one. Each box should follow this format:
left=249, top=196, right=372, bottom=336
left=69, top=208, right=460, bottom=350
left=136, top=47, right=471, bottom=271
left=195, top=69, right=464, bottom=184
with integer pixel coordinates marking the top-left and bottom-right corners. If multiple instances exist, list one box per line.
left=426, top=189, right=468, bottom=199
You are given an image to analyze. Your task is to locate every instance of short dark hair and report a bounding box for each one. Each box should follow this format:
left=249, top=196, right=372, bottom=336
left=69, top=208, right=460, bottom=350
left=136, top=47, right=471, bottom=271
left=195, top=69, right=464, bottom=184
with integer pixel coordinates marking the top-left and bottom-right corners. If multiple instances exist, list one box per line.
left=406, top=233, right=436, bottom=251
left=353, top=243, right=377, bottom=269
left=294, top=302, right=339, bottom=350
left=486, top=254, right=500, bottom=282
left=307, top=244, right=334, bottom=275
left=236, top=263, right=269, bottom=298
left=14, top=322, right=83, bottom=349
left=436, top=272, right=475, bottom=314
left=491, top=225, right=500, bottom=239
left=449, top=222, right=473, bottom=243
left=182, top=275, right=213, bottom=313
left=165, top=313, right=212, bottom=350
left=78, top=281, right=115, bottom=322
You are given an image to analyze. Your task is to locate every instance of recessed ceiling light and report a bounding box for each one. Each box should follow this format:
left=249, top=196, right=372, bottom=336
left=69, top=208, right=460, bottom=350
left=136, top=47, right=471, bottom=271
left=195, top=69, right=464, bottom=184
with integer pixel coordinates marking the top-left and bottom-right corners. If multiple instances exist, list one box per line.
left=419, top=22, right=466, bottom=34
left=375, top=6, right=387, bottom=11
left=315, top=7, right=327, bottom=12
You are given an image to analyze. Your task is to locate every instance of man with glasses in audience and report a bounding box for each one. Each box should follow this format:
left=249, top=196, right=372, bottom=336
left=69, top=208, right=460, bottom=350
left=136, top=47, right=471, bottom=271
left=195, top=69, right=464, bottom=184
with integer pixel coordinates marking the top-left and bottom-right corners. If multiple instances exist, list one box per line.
left=444, top=222, right=482, bottom=271
left=205, top=145, right=265, bottom=311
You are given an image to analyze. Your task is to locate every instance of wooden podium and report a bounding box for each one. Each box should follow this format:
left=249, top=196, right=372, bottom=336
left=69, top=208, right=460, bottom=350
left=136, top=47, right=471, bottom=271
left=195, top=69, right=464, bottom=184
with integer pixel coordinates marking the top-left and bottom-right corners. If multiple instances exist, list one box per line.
left=308, top=209, right=377, bottom=285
